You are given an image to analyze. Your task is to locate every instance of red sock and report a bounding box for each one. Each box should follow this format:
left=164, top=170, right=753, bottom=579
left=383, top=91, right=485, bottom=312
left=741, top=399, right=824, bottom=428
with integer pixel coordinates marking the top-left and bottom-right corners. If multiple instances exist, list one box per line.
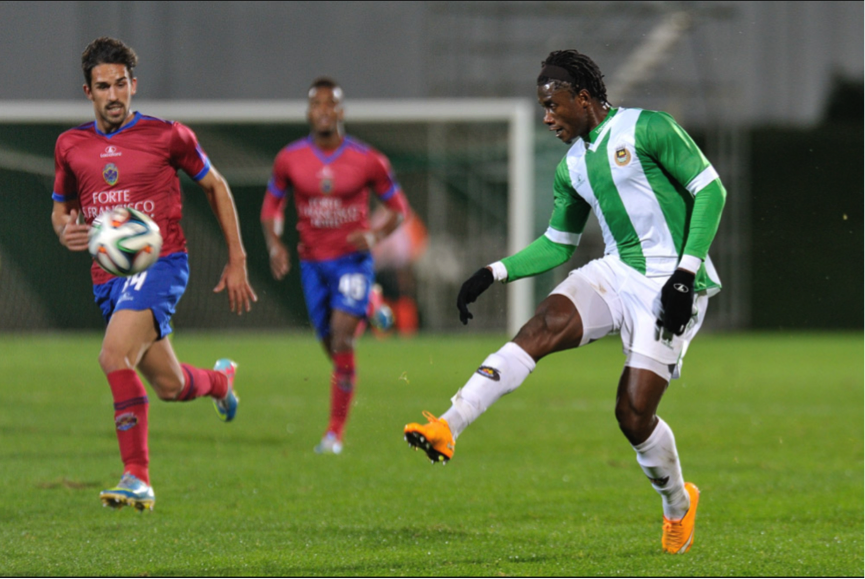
left=327, top=351, right=356, bottom=439
left=107, top=369, right=150, bottom=485
left=177, top=364, right=228, bottom=401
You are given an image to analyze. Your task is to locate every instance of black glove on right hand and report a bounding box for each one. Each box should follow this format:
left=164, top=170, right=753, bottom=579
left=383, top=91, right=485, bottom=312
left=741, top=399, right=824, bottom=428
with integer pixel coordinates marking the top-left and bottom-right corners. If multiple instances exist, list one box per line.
left=659, top=268, right=696, bottom=336
left=456, top=267, right=494, bottom=325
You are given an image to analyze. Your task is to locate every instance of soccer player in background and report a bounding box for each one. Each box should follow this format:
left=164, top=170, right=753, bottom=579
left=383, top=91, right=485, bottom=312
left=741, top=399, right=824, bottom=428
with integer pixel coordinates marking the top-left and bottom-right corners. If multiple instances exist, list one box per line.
left=404, top=49, right=725, bottom=554
left=261, top=78, right=409, bottom=455
left=51, top=37, right=258, bottom=511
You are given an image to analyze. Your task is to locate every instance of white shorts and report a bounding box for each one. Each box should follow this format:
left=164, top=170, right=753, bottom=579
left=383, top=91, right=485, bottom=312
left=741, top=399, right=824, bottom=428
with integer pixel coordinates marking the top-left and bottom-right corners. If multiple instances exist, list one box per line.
left=549, top=255, right=708, bottom=379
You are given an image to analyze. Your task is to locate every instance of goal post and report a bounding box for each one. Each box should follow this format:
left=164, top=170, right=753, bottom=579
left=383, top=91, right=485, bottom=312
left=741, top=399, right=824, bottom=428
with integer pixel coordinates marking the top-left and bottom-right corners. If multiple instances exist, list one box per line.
left=0, top=99, right=536, bottom=334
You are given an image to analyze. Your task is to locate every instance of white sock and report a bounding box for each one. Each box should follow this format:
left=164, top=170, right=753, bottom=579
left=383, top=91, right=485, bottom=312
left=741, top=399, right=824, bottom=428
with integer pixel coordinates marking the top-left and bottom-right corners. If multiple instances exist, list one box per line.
left=632, top=417, right=690, bottom=520
left=441, top=342, right=535, bottom=439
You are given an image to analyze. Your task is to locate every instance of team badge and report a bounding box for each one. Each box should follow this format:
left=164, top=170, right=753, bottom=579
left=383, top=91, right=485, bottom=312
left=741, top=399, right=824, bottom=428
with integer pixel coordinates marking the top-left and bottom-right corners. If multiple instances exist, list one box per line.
left=317, top=166, right=335, bottom=194
left=647, top=475, right=670, bottom=487
left=476, top=366, right=501, bottom=381
left=115, top=412, right=138, bottom=431
left=103, top=163, right=119, bottom=186
left=615, top=147, right=631, bottom=166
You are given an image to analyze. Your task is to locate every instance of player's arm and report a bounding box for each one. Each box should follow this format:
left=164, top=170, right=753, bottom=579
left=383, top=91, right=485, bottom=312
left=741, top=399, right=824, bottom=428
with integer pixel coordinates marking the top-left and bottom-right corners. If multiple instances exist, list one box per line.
left=643, top=111, right=726, bottom=273
left=348, top=149, right=409, bottom=251
left=197, top=167, right=258, bottom=314
left=346, top=153, right=408, bottom=252
left=457, top=159, right=589, bottom=324
left=261, top=169, right=291, bottom=280
left=348, top=193, right=408, bottom=252
left=171, top=122, right=257, bottom=313
left=643, top=111, right=727, bottom=335
left=51, top=200, right=89, bottom=251
left=50, top=137, right=89, bottom=251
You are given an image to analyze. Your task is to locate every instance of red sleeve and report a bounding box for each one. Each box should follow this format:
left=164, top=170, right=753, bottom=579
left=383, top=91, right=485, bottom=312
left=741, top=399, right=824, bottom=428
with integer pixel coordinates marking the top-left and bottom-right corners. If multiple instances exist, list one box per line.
left=169, top=122, right=211, bottom=181
left=261, top=152, right=290, bottom=221
left=261, top=189, right=288, bottom=221
left=383, top=189, right=409, bottom=217
left=52, top=136, right=78, bottom=202
left=368, top=149, right=408, bottom=218
left=267, top=151, right=291, bottom=198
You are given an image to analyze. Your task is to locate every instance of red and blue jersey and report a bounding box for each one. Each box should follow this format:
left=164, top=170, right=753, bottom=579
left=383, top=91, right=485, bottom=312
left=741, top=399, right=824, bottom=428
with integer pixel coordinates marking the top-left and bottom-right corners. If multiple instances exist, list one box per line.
left=264, top=135, right=408, bottom=261
left=53, top=112, right=211, bottom=285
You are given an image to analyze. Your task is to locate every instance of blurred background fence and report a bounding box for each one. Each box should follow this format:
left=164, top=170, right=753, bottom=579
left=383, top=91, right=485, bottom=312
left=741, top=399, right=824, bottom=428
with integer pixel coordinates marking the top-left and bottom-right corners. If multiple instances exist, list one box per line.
left=0, top=1, right=861, bottom=333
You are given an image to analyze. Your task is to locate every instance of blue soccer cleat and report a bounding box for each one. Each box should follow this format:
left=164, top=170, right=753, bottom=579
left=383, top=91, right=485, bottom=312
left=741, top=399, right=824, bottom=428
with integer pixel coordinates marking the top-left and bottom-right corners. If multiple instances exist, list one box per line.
left=99, top=473, right=155, bottom=511
left=213, top=358, right=239, bottom=422
left=370, top=303, right=395, bottom=331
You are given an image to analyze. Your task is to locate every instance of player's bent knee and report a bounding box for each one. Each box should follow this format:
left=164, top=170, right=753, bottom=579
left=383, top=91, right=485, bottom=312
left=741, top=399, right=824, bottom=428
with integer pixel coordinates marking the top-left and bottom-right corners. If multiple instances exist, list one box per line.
left=154, top=386, right=182, bottom=401
left=515, top=299, right=582, bottom=358
left=615, top=403, right=655, bottom=443
left=145, top=373, right=184, bottom=400
left=97, top=348, right=134, bottom=375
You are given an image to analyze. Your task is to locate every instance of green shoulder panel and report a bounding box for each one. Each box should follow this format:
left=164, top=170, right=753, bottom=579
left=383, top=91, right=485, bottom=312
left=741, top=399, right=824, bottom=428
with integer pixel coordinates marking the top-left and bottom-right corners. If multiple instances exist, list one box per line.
left=636, top=111, right=711, bottom=191
left=635, top=110, right=726, bottom=264
left=549, top=156, right=591, bottom=235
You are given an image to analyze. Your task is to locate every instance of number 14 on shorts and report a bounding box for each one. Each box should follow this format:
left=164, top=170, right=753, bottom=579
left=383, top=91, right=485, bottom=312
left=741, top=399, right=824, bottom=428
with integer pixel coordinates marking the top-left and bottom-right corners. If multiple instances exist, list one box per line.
left=122, top=271, right=149, bottom=292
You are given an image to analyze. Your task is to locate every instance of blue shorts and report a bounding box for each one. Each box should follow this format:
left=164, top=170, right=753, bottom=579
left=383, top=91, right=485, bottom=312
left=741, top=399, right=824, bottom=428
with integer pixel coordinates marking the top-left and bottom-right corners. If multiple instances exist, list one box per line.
left=93, top=252, right=189, bottom=340
left=300, top=252, right=374, bottom=340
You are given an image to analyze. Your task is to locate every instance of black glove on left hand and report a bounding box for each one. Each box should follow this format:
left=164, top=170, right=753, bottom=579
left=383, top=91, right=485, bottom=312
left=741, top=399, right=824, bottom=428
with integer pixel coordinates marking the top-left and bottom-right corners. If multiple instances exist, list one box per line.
left=456, top=267, right=494, bottom=325
left=659, top=268, right=696, bottom=336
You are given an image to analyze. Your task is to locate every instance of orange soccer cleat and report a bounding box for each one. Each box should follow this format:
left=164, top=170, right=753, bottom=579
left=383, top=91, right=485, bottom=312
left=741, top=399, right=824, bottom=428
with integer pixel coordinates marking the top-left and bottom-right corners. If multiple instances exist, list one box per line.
left=403, top=411, right=455, bottom=464
left=662, top=482, right=701, bottom=554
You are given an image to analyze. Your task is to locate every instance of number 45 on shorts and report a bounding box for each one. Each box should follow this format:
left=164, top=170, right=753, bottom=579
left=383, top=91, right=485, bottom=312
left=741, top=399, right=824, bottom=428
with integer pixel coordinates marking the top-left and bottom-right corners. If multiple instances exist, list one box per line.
left=338, top=273, right=367, bottom=302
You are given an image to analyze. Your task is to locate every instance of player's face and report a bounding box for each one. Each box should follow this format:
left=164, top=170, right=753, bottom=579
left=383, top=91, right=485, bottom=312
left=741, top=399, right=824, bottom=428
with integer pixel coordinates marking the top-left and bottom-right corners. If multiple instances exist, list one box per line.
left=84, top=64, right=137, bottom=133
left=537, top=83, right=591, bottom=144
left=307, top=86, right=344, bottom=137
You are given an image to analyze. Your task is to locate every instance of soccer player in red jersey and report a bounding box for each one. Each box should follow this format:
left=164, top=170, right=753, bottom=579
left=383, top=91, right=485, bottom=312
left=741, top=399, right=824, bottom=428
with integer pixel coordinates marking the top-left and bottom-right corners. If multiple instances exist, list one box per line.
left=261, top=78, right=409, bottom=454
left=51, top=37, right=258, bottom=511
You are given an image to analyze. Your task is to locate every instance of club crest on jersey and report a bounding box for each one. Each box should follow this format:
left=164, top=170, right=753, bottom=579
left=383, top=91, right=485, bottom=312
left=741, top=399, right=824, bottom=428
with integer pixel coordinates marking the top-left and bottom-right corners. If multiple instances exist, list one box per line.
left=115, top=412, right=138, bottom=431
left=476, top=366, right=501, bottom=381
left=615, top=147, right=631, bottom=166
left=103, top=163, right=119, bottom=186
left=317, top=166, right=335, bottom=194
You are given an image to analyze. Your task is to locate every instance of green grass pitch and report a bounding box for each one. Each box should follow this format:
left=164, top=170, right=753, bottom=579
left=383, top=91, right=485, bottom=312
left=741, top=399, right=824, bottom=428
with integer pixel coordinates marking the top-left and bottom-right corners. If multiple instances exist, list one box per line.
left=0, top=331, right=861, bottom=576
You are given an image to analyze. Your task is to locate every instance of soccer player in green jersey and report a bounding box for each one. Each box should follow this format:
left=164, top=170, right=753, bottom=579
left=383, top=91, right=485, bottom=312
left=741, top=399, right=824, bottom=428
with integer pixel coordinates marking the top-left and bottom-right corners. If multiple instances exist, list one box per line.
left=404, top=49, right=725, bottom=554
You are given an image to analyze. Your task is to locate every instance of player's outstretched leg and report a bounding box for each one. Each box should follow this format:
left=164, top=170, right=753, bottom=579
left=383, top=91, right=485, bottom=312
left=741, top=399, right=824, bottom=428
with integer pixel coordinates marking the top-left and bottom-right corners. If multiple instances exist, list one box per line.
left=404, top=342, right=535, bottom=464
left=404, top=411, right=455, bottom=464
left=100, top=473, right=155, bottom=511
left=662, top=482, right=700, bottom=554
left=212, top=359, right=239, bottom=422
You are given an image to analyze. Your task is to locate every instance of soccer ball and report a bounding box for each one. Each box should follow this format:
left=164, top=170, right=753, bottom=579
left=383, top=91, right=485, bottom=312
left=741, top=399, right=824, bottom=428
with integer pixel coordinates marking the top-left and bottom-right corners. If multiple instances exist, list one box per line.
left=88, top=207, right=162, bottom=276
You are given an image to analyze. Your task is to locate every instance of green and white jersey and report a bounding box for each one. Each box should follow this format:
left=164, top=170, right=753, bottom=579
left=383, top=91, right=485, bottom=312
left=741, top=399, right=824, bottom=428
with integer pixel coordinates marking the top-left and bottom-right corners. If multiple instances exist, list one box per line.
left=503, top=107, right=725, bottom=294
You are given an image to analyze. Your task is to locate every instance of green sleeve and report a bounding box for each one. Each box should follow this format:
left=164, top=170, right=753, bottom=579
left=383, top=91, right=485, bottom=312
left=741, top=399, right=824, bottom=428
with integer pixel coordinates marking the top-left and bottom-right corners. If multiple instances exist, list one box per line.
left=549, top=157, right=592, bottom=236
left=501, top=235, right=575, bottom=282
left=500, top=158, right=587, bottom=281
left=642, top=111, right=726, bottom=260
left=684, top=180, right=726, bottom=260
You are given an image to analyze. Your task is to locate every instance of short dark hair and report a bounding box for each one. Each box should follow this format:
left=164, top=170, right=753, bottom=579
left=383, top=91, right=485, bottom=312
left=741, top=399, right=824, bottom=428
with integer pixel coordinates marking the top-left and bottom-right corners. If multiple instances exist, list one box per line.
left=81, top=37, right=138, bottom=87
left=539, top=49, right=608, bottom=104
left=309, top=76, right=340, bottom=92
left=308, top=76, right=343, bottom=99
left=307, top=76, right=344, bottom=103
